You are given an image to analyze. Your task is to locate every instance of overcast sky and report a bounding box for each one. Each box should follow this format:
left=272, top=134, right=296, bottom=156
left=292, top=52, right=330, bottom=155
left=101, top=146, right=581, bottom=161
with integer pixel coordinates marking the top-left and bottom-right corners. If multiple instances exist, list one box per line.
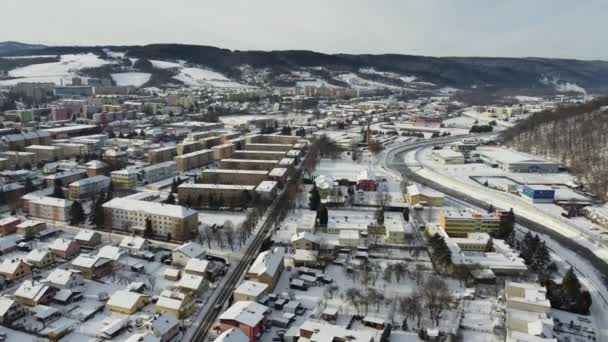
left=2, top=0, right=606, bottom=60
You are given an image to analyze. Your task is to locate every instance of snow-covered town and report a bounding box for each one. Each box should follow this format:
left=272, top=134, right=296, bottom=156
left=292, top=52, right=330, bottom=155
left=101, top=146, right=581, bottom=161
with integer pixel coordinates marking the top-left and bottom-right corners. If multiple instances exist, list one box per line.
left=0, top=28, right=607, bottom=342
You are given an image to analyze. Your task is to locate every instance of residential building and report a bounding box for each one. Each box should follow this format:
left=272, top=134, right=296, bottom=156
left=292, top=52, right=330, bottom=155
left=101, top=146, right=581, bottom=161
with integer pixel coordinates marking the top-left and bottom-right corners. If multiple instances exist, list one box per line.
left=200, top=169, right=268, bottom=186
left=385, top=219, right=412, bottom=245
left=103, top=149, right=128, bottom=170
left=103, top=198, right=198, bottom=241
left=143, top=312, right=179, bottom=342
left=25, top=248, right=55, bottom=268
left=44, top=269, right=85, bottom=289
left=85, top=160, right=109, bottom=177
left=71, top=255, right=112, bottom=279
left=220, top=159, right=278, bottom=171
left=505, top=282, right=555, bottom=342
left=178, top=183, right=255, bottom=208
left=0, top=216, right=20, bottom=236
left=48, top=238, right=80, bottom=259
left=15, top=280, right=56, bottom=306
left=232, top=150, right=286, bottom=160
left=176, top=273, right=206, bottom=294
left=246, top=247, right=284, bottom=290
left=174, top=149, right=213, bottom=172
left=139, top=161, right=177, bottom=185
left=0, top=259, right=31, bottom=280
left=148, top=146, right=177, bottom=164
left=74, top=229, right=102, bottom=247
left=290, top=232, right=322, bottom=250
left=0, top=297, right=27, bottom=325
left=172, top=242, right=206, bottom=267
left=217, top=301, right=269, bottom=342
left=111, top=168, right=138, bottom=190
left=214, top=328, right=249, bottom=342
left=211, top=143, right=236, bottom=160
left=16, top=220, right=47, bottom=239
left=156, top=290, right=195, bottom=319
left=27, top=196, right=72, bottom=222
left=233, top=281, right=269, bottom=302
left=107, top=290, right=148, bottom=315
left=298, top=319, right=375, bottom=342
left=119, top=236, right=151, bottom=255
left=44, top=169, right=87, bottom=188
left=25, top=145, right=64, bottom=162
left=68, top=175, right=111, bottom=199
left=184, top=258, right=211, bottom=279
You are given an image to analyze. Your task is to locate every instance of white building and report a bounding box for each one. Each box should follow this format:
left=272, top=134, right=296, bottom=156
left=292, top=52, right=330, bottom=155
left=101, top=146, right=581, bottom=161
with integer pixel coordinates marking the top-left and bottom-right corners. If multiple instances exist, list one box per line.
left=68, top=175, right=110, bottom=199
left=505, top=282, right=556, bottom=342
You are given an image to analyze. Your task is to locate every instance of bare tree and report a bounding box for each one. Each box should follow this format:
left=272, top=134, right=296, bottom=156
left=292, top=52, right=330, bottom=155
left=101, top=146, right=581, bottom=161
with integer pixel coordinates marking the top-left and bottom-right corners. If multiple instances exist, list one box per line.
left=223, top=220, right=235, bottom=251
left=422, top=276, right=453, bottom=327
left=393, top=262, right=408, bottom=283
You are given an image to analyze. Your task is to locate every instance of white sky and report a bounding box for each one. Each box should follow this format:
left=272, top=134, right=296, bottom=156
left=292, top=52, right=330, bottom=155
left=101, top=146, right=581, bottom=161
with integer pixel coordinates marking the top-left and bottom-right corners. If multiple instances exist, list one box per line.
left=1, top=0, right=607, bottom=59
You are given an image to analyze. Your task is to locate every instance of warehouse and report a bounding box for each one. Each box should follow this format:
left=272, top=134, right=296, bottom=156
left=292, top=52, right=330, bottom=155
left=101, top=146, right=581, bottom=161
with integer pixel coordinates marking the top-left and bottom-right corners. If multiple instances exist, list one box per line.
left=174, top=149, right=213, bottom=172
left=521, top=185, right=555, bottom=203
left=200, top=169, right=268, bottom=186
left=478, top=148, right=560, bottom=173
left=219, top=159, right=278, bottom=171
left=178, top=183, right=255, bottom=208
left=432, top=149, right=465, bottom=164
left=232, top=150, right=286, bottom=160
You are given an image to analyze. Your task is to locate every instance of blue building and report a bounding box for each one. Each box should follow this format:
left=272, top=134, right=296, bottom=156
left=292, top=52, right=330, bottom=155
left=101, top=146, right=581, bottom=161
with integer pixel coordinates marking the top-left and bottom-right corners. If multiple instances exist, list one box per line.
left=522, top=185, right=555, bottom=203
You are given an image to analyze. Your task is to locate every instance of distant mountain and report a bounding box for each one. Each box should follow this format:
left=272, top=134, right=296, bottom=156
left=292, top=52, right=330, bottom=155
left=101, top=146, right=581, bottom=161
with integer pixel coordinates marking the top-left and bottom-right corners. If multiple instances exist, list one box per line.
left=3, top=42, right=608, bottom=93
left=0, top=41, right=47, bottom=55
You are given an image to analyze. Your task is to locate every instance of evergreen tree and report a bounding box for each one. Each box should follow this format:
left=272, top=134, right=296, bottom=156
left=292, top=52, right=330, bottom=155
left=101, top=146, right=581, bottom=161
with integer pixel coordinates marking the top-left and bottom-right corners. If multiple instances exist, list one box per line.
left=0, top=188, right=5, bottom=205
left=171, top=178, right=178, bottom=194
left=165, top=192, right=176, bottom=205
left=91, top=194, right=106, bottom=227
left=376, top=208, right=385, bottom=225
left=309, top=185, right=321, bottom=211
left=24, top=177, right=37, bottom=193
left=485, top=237, right=494, bottom=252
left=577, top=290, right=592, bottom=315
left=318, top=206, right=329, bottom=225
left=531, top=241, right=551, bottom=273
left=69, top=201, right=85, bottom=225
left=53, top=180, right=65, bottom=199
left=488, top=204, right=494, bottom=213
left=562, top=267, right=581, bottom=304
left=144, top=218, right=153, bottom=238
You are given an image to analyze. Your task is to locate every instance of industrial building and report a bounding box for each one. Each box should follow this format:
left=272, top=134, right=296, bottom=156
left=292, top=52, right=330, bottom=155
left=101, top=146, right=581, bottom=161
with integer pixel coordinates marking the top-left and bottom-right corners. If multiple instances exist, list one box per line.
left=521, top=185, right=555, bottom=203
left=431, top=149, right=465, bottom=164
left=478, top=148, right=561, bottom=173
left=406, top=184, right=445, bottom=206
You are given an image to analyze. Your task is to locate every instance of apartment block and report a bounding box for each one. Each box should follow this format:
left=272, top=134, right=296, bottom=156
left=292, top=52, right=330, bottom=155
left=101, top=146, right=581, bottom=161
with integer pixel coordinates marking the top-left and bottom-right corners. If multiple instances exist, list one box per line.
left=211, top=143, right=236, bottom=160
left=243, top=143, right=293, bottom=152
left=178, top=183, right=255, bottom=208
left=68, top=175, right=111, bottom=199
left=200, top=169, right=268, bottom=186
left=28, top=196, right=72, bottom=222
left=25, top=145, right=64, bottom=162
left=103, top=198, right=198, bottom=241
left=232, top=150, right=286, bottom=160
left=219, top=159, right=278, bottom=171
left=174, top=149, right=213, bottom=172
left=148, top=146, right=177, bottom=164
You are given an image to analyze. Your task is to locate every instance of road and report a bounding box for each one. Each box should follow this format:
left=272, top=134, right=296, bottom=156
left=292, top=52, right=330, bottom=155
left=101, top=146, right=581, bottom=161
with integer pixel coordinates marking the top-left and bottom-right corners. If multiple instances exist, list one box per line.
left=188, top=172, right=298, bottom=341
left=383, top=136, right=608, bottom=340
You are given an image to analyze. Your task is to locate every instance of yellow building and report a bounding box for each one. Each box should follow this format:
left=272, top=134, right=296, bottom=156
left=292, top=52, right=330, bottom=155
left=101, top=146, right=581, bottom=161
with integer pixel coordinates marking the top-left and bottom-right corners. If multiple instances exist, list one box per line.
left=438, top=208, right=500, bottom=237
left=107, top=290, right=148, bottom=315
left=406, top=184, right=444, bottom=206
left=156, top=290, right=195, bottom=319
left=111, top=168, right=138, bottom=190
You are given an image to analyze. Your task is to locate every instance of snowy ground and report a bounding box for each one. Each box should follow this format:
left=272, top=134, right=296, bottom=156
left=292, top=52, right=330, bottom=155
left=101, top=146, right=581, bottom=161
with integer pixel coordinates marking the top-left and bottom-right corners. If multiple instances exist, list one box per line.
left=111, top=72, right=151, bottom=87
left=0, top=53, right=111, bottom=85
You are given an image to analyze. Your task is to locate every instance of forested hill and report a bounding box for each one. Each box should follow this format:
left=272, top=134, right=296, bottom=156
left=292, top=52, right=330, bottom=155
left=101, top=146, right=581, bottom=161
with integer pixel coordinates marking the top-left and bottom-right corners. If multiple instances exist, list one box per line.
left=501, top=97, right=608, bottom=200
left=2, top=43, right=608, bottom=92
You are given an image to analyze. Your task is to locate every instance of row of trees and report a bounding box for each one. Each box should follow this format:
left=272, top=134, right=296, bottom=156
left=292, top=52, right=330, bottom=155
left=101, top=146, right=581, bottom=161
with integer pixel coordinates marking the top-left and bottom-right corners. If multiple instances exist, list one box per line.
left=546, top=267, right=592, bottom=315
left=428, top=233, right=452, bottom=272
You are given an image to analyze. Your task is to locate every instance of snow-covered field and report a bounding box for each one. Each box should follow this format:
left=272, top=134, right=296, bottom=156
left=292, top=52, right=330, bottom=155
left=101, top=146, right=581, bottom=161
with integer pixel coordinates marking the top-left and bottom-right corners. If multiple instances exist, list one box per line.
left=148, top=60, right=253, bottom=89
left=0, top=53, right=111, bottom=85
left=111, top=72, right=151, bottom=87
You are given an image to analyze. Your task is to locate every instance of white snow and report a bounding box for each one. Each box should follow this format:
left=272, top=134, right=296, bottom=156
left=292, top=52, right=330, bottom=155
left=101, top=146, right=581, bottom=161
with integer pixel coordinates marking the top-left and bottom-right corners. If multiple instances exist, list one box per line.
left=150, top=60, right=183, bottom=69
left=0, top=53, right=111, bottom=85
left=336, top=72, right=401, bottom=90
left=0, top=55, right=57, bottom=59
left=110, top=72, right=151, bottom=87
left=103, top=49, right=126, bottom=59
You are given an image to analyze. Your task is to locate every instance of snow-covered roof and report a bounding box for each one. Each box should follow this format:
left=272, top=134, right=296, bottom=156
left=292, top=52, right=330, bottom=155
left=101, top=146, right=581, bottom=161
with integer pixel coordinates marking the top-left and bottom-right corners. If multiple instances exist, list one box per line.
left=300, top=319, right=376, bottom=342
left=85, top=160, right=108, bottom=169
left=314, top=175, right=335, bottom=190
left=219, top=301, right=268, bottom=327
left=0, top=297, right=16, bottom=317
left=119, top=236, right=149, bottom=251
left=248, top=247, right=284, bottom=279
left=145, top=312, right=178, bottom=336
left=268, top=168, right=288, bottom=177
left=97, top=245, right=125, bottom=261
left=15, top=280, right=50, bottom=301
left=107, top=290, right=146, bottom=310
left=290, top=232, right=322, bottom=244
left=184, top=258, right=210, bottom=274
left=74, top=229, right=99, bottom=242
left=69, top=175, right=110, bottom=186
left=214, top=327, right=248, bottom=342
left=156, top=290, right=188, bottom=310
left=45, top=269, right=80, bottom=287
left=176, top=273, right=204, bottom=291
left=26, top=248, right=51, bottom=263
left=0, top=258, right=25, bottom=274
left=234, top=280, right=268, bottom=298
left=104, top=198, right=197, bottom=219
left=256, top=181, right=278, bottom=193
left=29, top=196, right=72, bottom=208
left=173, top=241, right=205, bottom=258
left=48, top=238, right=77, bottom=252
left=178, top=183, right=255, bottom=191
